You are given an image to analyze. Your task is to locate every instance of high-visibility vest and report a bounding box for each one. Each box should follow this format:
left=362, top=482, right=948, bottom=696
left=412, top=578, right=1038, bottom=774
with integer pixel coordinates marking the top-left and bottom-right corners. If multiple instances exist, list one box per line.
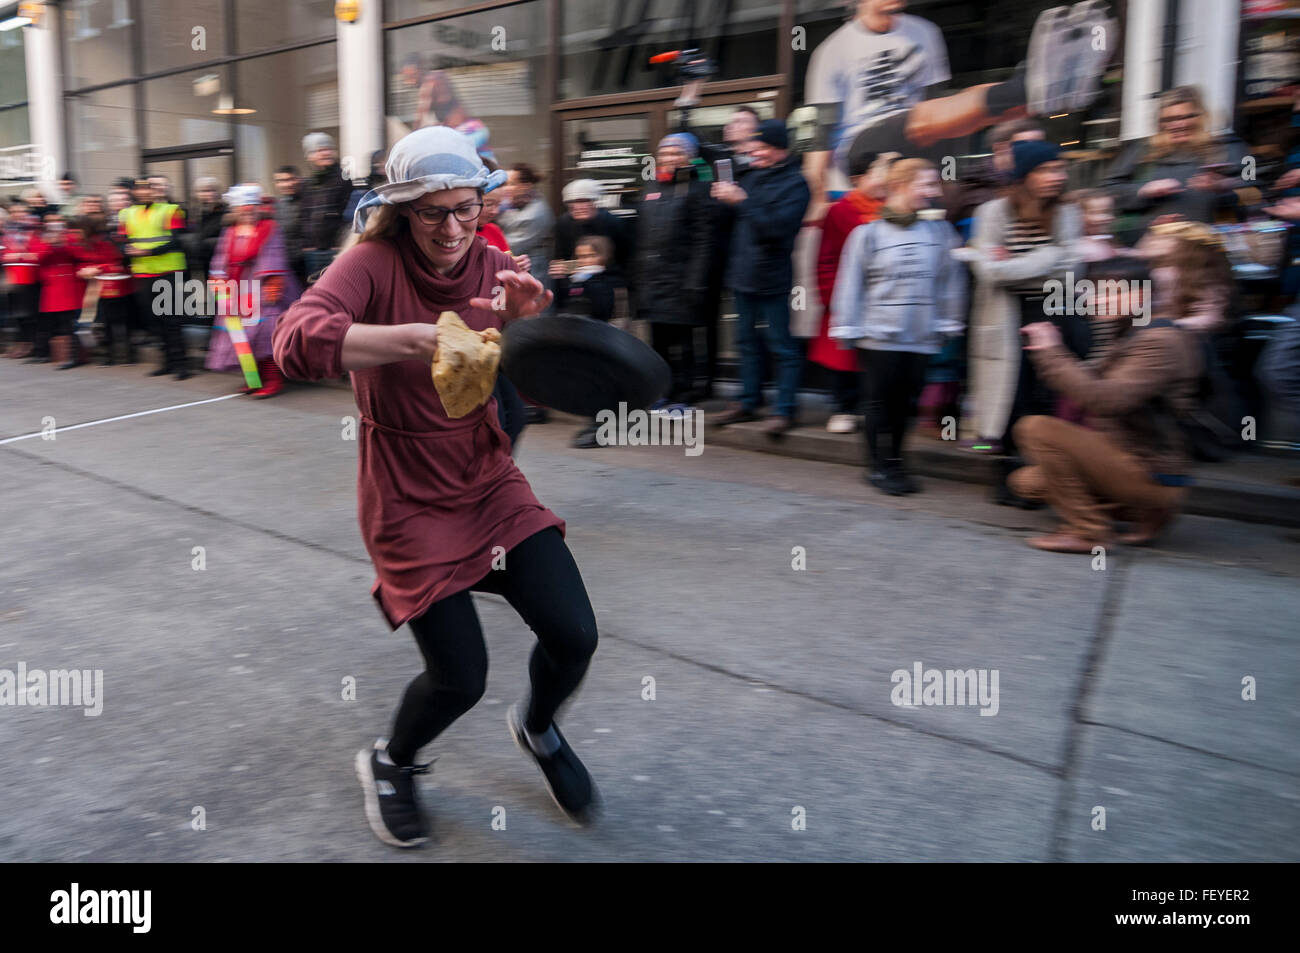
left=120, top=203, right=186, bottom=275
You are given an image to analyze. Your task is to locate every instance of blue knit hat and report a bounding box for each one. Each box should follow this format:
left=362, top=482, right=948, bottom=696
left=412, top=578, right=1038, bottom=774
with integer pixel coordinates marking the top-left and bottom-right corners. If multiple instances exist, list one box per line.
left=753, top=118, right=789, bottom=150
left=1012, top=140, right=1062, bottom=181
left=658, top=132, right=699, bottom=159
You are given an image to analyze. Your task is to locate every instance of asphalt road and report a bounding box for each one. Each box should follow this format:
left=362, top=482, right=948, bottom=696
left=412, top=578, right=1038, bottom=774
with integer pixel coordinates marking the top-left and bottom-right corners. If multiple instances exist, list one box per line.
left=1, top=361, right=1297, bottom=862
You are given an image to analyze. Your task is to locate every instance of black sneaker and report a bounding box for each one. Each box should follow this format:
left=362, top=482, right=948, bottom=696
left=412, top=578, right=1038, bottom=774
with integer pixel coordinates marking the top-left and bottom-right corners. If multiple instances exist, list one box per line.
left=147, top=367, right=170, bottom=377
left=571, top=426, right=601, bottom=449
left=867, top=466, right=909, bottom=496
left=896, top=467, right=920, bottom=495
left=354, top=739, right=431, bottom=848
left=507, top=703, right=599, bottom=824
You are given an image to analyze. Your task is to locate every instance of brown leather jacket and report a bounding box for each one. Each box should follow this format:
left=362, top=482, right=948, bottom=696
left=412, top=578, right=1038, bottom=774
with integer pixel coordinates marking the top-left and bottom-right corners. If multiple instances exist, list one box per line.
left=1031, top=320, right=1202, bottom=477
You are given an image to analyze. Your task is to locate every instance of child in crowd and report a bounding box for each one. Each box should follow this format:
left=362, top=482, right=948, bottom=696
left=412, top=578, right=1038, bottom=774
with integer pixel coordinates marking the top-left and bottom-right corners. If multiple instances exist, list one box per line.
left=813, top=149, right=893, bottom=434
left=1138, top=218, right=1232, bottom=335
left=1075, top=189, right=1120, bottom=266
left=557, top=236, right=623, bottom=449
left=831, top=158, right=967, bottom=495
left=33, top=214, right=94, bottom=369
left=81, top=214, right=137, bottom=365
left=554, top=236, right=617, bottom=324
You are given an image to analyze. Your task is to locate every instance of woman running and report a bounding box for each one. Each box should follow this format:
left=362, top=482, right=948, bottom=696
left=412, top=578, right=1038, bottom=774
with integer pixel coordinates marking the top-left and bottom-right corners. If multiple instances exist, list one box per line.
left=273, top=127, right=599, bottom=848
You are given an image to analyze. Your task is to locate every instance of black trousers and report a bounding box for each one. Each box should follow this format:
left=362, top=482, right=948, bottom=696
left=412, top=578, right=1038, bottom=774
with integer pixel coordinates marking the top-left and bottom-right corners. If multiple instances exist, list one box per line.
left=97, top=295, right=138, bottom=360
left=651, top=322, right=696, bottom=402
left=831, top=368, right=862, bottom=415
left=135, top=273, right=188, bottom=371
left=858, top=348, right=929, bottom=468
left=386, top=527, right=598, bottom=767
left=7, top=284, right=38, bottom=344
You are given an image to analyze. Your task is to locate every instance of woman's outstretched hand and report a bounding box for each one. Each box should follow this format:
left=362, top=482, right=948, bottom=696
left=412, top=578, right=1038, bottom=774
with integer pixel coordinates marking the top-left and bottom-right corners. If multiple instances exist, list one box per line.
left=470, top=269, right=553, bottom=322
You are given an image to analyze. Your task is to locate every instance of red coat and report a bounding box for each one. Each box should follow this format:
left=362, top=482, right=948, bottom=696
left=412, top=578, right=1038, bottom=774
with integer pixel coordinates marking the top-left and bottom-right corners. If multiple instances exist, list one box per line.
left=808, top=192, right=883, bottom=373
left=85, top=237, right=135, bottom=299
left=478, top=222, right=509, bottom=252
left=35, top=238, right=95, bottom=313
left=2, top=229, right=41, bottom=285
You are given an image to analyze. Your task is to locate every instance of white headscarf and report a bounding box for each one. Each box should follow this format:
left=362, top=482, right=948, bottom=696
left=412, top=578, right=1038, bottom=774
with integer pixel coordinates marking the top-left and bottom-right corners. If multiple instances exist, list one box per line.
left=352, top=126, right=507, bottom=233
left=224, top=184, right=262, bottom=208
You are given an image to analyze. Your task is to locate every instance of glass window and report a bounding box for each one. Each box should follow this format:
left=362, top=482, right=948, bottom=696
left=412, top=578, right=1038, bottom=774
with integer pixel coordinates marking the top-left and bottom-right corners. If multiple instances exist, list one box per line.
left=0, top=106, right=35, bottom=190
left=234, top=45, right=340, bottom=190
left=235, top=0, right=337, bottom=54
left=387, top=1, right=550, bottom=173
left=142, top=67, right=231, bottom=149
left=1, top=21, right=26, bottom=106
left=562, top=113, right=649, bottom=217
left=560, top=0, right=782, bottom=100
left=140, top=0, right=227, bottom=73
left=67, top=85, right=137, bottom=197
left=384, top=1, right=479, bottom=25
left=796, top=1, right=1127, bottom=176
left=62, top=0, right=136, bottom=90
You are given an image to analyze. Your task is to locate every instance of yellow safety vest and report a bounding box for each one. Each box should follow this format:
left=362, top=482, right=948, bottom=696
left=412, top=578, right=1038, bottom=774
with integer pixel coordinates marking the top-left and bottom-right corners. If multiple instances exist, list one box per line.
left=120, top=203, right=186, bottom=275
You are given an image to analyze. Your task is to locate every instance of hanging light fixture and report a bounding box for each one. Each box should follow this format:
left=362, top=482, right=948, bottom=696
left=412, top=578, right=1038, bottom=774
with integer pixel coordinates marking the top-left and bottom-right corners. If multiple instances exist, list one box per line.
left=212, top=93, right=255, bottom=116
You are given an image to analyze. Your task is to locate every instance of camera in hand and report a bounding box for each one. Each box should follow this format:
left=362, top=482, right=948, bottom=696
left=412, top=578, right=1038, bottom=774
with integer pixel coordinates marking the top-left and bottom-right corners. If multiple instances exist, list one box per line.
left=649, top=48, right=718, bottom=83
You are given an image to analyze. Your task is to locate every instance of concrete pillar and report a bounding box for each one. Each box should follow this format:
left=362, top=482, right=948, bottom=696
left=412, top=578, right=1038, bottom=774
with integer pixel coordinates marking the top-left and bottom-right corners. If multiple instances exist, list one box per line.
left=335, top=0, right=384, bottom=184
left=23, top=1, right=65, bottom=197
left=1120, top=0, right=1167, bottom=141
left=1174, top=0, right=1241, bottom=134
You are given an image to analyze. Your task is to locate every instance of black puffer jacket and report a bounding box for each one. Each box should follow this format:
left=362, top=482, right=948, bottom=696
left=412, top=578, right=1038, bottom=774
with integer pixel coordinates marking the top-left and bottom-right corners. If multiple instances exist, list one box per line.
left=300, top=162, right=352, bottom=250
left=634, top=166, right=714, bottom=325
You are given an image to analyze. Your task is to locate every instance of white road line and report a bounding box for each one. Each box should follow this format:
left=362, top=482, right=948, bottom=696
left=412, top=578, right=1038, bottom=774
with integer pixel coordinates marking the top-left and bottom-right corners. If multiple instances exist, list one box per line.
left=0, top=393, right=244, bottom=445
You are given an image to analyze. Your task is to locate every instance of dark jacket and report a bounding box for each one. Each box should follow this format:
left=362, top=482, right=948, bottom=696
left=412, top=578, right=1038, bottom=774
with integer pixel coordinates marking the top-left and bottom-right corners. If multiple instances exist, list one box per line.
left=553, top=208, right=632, bottom=283
left=554, top=269, right=619, bottom=323
left=300, top=162, right=352, bottom=250
left=275, top=192, right=304, bottom=271
left=191, top=201, right=227, bottom=276
left=634, top=166, right=715, bottom=324
left=725, top=155, right=810, bottom=296
left=1103, top=136, right=1247, bottom=241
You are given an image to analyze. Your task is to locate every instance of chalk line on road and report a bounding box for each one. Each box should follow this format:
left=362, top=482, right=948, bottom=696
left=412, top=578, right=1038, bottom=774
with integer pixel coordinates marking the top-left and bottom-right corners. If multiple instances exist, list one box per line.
left=0, top=393, right=244, bottom=445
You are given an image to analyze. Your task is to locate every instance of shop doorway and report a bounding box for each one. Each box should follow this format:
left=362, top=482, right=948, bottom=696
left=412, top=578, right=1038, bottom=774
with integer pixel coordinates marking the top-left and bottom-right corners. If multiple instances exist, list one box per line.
left=556, top=91, right=777, bottom=215
left=141, top=142, right=234, bottom=219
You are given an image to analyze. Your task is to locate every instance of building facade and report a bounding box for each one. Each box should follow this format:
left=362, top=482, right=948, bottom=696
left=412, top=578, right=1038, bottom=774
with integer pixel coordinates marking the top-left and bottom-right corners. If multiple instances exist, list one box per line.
left=0, top=0, right=1262, bottom=211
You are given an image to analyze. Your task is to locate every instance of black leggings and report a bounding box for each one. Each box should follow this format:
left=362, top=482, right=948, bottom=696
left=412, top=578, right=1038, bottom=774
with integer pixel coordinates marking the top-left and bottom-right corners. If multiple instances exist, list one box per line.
left=386, top=527, right=598, bottom=767
left=859, top=349, right=929, bottom=467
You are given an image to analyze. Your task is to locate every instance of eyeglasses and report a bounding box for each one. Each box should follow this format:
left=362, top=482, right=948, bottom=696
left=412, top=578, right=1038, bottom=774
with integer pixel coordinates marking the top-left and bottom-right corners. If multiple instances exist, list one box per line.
left=1161, top=111, right=1200, bottom=124
left=409, top=202, right=483, bottom=226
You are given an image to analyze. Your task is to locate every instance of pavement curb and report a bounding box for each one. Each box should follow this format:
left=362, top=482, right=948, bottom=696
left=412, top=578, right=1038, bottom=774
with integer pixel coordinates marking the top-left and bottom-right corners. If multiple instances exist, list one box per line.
left=98, top=340, right=1300, bottom=528
left=706, top=419, right=1300, bottom=530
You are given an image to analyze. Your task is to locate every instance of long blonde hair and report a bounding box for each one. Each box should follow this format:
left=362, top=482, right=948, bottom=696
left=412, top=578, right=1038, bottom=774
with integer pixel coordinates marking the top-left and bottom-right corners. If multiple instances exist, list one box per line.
left=1147, top=86, right=1217, bottom=161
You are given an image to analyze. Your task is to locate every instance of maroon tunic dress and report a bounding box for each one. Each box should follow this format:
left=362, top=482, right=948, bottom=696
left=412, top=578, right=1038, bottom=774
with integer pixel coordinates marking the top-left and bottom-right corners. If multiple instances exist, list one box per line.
left=272, top=231, right=564, bottom=630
